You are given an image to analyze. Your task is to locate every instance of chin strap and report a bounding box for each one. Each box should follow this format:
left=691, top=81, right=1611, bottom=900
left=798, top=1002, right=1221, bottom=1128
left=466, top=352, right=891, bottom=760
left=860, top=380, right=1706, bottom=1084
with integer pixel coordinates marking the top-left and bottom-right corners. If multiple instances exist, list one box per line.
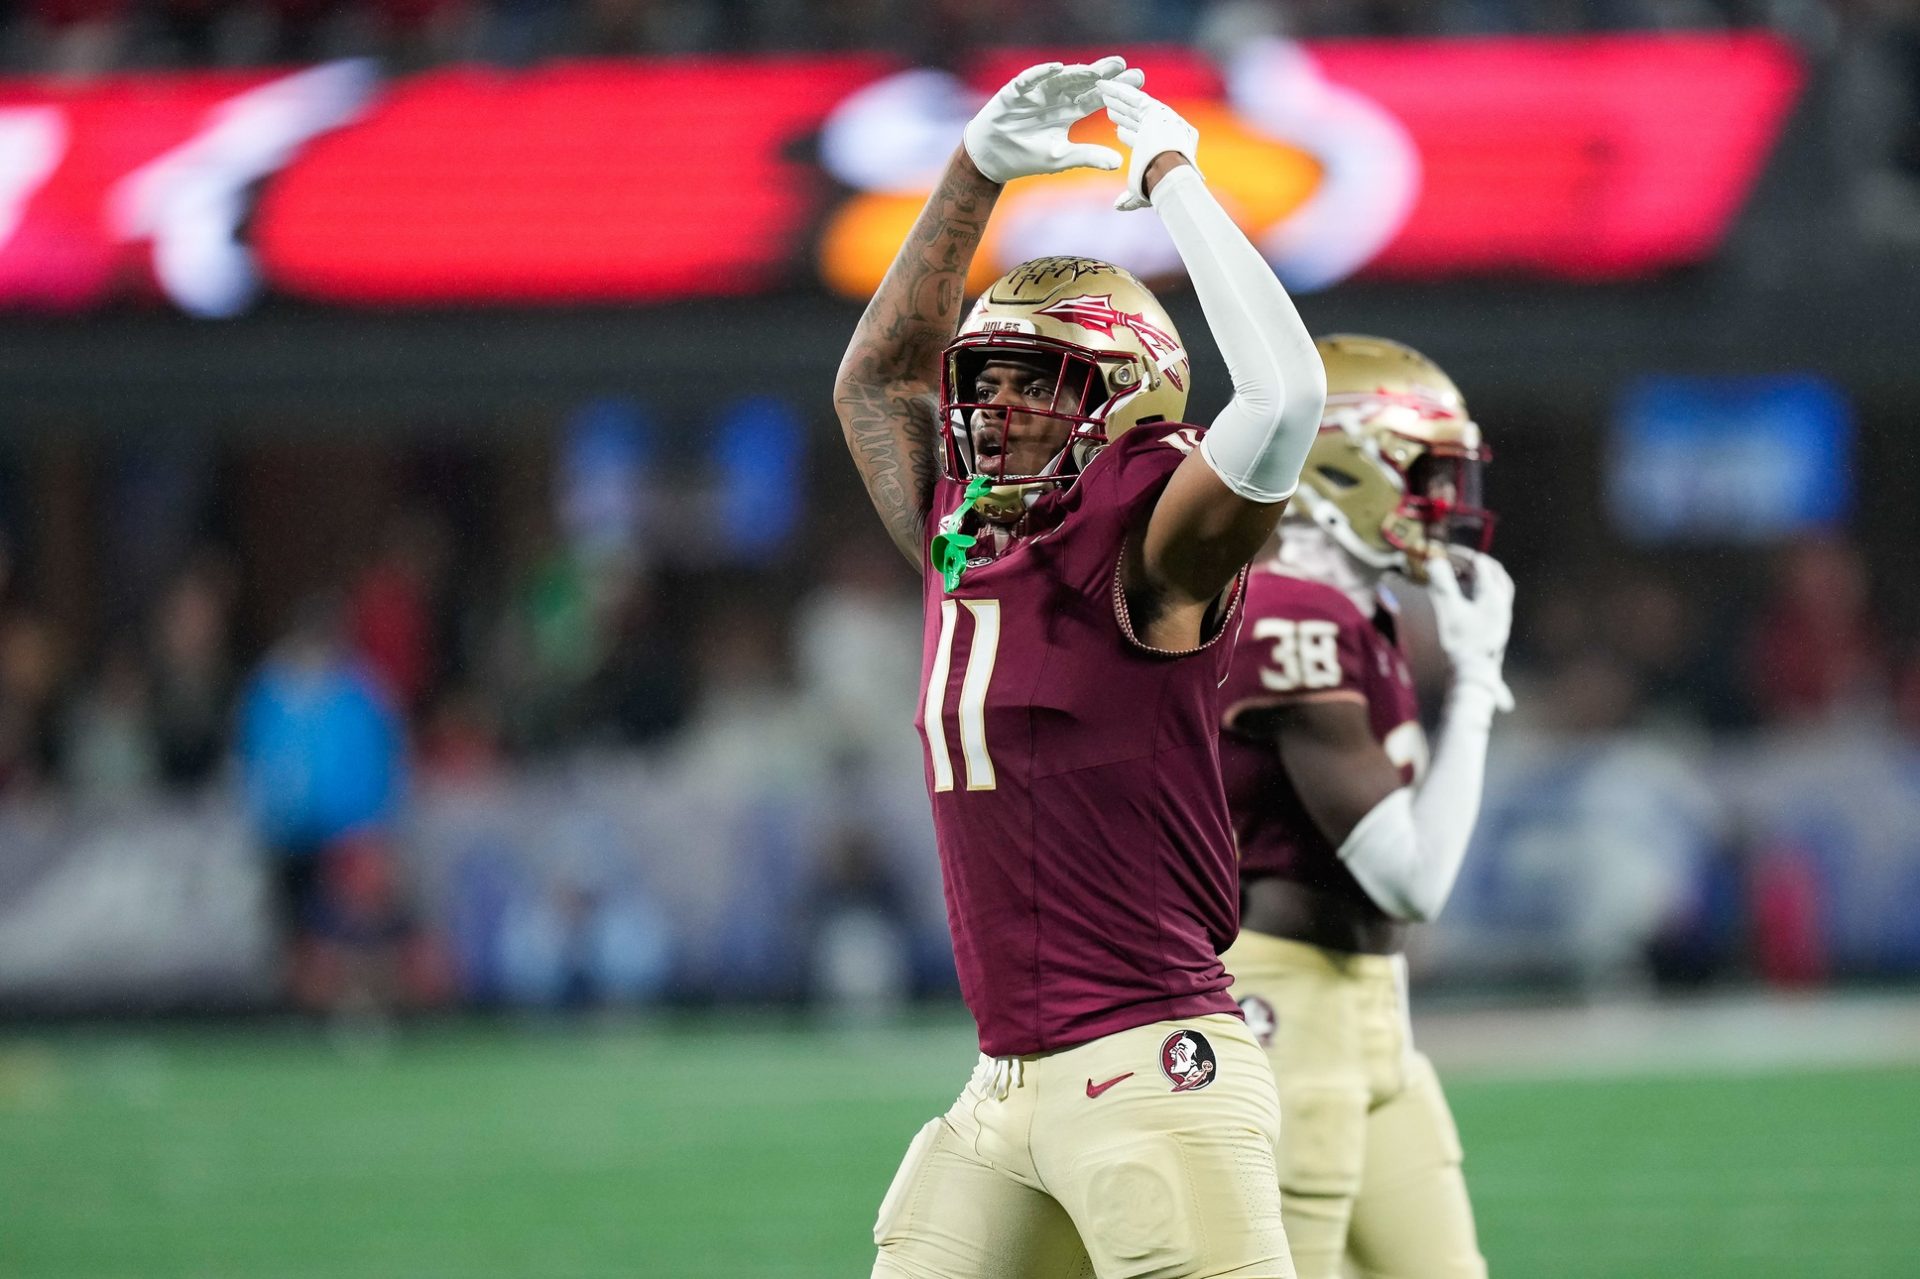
left=930, top=475, right=993, bottom=593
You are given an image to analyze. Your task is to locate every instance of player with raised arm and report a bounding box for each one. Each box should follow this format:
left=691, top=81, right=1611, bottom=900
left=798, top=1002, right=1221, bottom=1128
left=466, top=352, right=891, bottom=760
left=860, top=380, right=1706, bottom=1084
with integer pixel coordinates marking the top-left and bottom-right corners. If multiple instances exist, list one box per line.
left=833, top=58, right=1325, bottom=1279
left=1217, top=336, right=1512, bottom=1279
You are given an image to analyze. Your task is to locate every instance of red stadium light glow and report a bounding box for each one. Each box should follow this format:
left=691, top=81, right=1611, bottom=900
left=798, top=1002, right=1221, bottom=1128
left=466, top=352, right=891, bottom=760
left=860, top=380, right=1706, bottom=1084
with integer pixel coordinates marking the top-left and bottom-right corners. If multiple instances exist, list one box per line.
left=0, top=35, right=1804, bottom=314
left=257, top=57, right=892, bottom=303
left=1313, top=35, right=1806, bottom=279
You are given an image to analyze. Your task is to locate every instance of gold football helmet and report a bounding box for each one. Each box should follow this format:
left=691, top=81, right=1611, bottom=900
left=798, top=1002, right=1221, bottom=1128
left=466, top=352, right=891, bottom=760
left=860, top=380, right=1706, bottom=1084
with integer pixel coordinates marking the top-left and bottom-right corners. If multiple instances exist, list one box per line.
left=939, top=256, right=1189, bottom=522
left=1295, top=334, right=1493, bottom=583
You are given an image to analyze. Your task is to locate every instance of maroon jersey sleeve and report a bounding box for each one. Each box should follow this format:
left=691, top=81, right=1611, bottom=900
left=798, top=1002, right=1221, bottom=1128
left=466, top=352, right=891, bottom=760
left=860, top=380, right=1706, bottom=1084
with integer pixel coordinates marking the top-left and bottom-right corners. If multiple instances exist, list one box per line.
left=1220, top=568, right=1373, bottom=734
left=1088, top=425, right=1248, bottom=659
left=1055, top=421, right=1196, bottom=602
left=1089, top=422, right=1208, bottom=512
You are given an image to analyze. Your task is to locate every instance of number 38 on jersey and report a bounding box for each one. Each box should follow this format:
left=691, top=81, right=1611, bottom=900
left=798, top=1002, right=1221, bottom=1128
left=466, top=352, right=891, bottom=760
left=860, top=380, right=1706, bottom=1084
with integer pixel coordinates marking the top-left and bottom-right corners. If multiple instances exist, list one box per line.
left=1254, top=617, right=1342, bottom=692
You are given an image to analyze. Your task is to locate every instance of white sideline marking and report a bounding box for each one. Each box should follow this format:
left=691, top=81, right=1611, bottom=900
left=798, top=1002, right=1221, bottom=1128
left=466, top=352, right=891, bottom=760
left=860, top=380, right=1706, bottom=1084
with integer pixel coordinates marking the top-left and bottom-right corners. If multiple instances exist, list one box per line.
left=1409, top=991, right=1920, bottom=1080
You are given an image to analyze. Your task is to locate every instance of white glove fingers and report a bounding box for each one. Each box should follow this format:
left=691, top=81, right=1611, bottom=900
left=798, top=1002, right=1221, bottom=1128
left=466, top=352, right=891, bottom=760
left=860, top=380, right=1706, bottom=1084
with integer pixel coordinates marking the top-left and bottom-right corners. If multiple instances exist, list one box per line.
left=1424, top=553, right=1463, bottom=600
left=1071, top=68, right=1138, bottom=113
left=1455, top=553, right=1514, bottom=616
left=1471, top=552, right=1514, bottom=601
left=1052, top=62, right=1107, bottom=87
left=971, top=58, right=1161, bottom=183
left=1044, top=65, right=1106, bottom=115
left=1060, top=143, right=1123, bottom=171
left=1010, top=61, right=1064, bottom=93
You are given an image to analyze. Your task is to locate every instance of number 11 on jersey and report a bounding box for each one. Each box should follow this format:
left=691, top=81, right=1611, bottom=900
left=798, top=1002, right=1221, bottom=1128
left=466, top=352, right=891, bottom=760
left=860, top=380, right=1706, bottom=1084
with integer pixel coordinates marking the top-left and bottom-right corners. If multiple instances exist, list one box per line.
left=925, top=599, right=1000, bottom=792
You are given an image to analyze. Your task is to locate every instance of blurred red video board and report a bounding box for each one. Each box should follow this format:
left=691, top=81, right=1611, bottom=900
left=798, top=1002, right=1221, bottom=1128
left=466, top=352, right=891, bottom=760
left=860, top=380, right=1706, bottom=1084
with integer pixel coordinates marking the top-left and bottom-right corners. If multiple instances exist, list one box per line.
left=0, top=35, right=1802, bottom=315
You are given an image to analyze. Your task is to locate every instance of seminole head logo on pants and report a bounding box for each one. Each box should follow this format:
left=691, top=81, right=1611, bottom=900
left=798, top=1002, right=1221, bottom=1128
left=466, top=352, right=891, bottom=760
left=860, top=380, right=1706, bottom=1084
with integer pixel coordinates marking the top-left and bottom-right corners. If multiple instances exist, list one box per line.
left=1160, top=1030, right=1218, bottom=1093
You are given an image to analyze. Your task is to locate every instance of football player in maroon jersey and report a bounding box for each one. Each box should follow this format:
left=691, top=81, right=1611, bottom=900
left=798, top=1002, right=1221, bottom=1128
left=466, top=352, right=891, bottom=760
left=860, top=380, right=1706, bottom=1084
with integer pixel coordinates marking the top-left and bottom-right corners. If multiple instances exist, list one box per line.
left=1217, top=335, right=1514, bottom=1279
left=833, top=59, right=1326, bottom=1279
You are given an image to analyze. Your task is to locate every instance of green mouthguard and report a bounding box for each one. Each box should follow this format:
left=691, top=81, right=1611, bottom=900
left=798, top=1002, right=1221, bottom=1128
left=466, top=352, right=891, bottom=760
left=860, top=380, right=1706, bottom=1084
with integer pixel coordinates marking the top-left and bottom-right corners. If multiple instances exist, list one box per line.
left=930, top=475, right=993, bottom=593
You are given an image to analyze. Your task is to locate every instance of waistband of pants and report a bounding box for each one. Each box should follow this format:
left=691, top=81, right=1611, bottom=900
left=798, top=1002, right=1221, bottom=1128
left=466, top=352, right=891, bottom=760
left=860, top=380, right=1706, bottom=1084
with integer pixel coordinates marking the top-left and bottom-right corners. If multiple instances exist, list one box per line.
left=1226, top=927, right=1403, bottom=983
left=975, top=1012, right=1255, bottom=1093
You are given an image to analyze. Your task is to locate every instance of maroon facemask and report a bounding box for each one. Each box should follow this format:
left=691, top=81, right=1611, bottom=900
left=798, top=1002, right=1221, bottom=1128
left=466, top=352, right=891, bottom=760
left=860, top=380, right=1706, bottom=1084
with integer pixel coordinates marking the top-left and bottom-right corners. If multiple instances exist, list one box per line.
left=938, top=332, right=1137, bottom=487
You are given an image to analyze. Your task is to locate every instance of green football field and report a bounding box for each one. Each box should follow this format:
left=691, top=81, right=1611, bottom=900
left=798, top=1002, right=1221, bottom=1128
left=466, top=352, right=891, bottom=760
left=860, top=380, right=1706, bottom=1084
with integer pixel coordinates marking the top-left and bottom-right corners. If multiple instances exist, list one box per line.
left=3, top=1015, right=1917, bottom=1279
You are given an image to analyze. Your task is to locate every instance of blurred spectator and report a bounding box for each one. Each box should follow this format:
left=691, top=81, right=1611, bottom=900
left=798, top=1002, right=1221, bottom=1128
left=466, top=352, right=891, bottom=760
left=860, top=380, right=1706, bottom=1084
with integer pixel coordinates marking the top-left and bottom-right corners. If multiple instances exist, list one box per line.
left=1748, top=837, right=1830, bottom=987
left=678, top=595, right=818, bottom=792
left=59, top=638, right=161, bottom=807
left=150, top=555, right=236, bottom=791
left=236, top=594, right=408, bottom=1010
left=1893, top=8, right=1920, bottom=186
left=793, top=537, right=920, bottom=767
left=349, top=509, right=450, bottom=716
left=577, top=0, right=685, bottom=54
left=25, top=0, right=132, bottom=79
left=495, top=857, right=672, bottom=1006
left=576, top=559, right=691, bottom=749
left=0, top=612, right=63, bottom=797
left=806, top=822, right=914, bottom=1018
left=479, top=0, right=568, bottom=61
left=153, top=0, right=233, bottom=64
left=1543, top=650, right=1645, bottom=735
left=367, top=0, right=472, bottom=67
left=489, top=531, right=597, bottom=754
left=1474, top=725, right=1723, bottom=992
left=417, top=683, right=504, bottom=779
left=1745, top=535, right=1888, bottom=724
left=762, top=0, right=913, bottom=52
left=1599, top=570, right=1736, bottom=733
left=264, top=0, right=341, bottom=61
left=299, top=829, right=453, bottom=1015
left=1842, top=0, right=1920, bottom=241
left=1894, top=652, right=1920, bottom=741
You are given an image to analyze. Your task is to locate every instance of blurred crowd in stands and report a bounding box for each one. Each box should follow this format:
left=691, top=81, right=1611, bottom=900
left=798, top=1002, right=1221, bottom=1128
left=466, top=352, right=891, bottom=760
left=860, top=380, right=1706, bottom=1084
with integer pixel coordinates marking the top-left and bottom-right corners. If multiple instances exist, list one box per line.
left=0, top=500, right=1910, bottom=812
left=0, top=501, right=895, bottom=805
left=1508, top=536, right=1912, bottom=737
left=0, top=0, right=1914, bottom=80
left=0, top=439, right=1912, bottom=1014
left=6, top=495, right=1916, bottom=1008
left=0, top=0, right=1913, bottom=1012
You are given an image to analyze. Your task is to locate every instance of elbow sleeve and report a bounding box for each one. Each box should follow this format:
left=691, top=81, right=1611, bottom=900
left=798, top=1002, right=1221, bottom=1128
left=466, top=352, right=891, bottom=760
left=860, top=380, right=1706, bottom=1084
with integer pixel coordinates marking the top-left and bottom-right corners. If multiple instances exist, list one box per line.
left=1150, top=165, right=1325, bottom=503
left=1335, top=788, right=1436, bottom=923
left=1339, top=684, right=1499, bottom=923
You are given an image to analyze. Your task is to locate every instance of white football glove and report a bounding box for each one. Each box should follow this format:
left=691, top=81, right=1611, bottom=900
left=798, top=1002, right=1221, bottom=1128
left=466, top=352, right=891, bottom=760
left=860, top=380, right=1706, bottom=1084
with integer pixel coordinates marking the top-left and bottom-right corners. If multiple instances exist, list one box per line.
left=1425, top=551, right=1515, bottom=712
left=1099, top=79, right=1202, bottom=212
left=962, top=56, right=1145, bottom=185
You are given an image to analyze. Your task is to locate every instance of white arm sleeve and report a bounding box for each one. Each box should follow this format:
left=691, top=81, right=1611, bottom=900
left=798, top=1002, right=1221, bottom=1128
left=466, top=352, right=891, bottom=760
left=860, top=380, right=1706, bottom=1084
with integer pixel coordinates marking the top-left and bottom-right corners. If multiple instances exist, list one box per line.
left=1335, top=682, right=1500, bottom=922
left=1149, top=164, right=1326, bottom=503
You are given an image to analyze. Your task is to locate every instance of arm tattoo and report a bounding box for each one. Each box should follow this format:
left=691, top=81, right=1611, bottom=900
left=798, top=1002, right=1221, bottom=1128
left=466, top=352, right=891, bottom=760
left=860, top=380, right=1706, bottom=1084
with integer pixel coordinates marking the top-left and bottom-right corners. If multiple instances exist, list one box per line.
left=834, top=148, right=1000, bottom=568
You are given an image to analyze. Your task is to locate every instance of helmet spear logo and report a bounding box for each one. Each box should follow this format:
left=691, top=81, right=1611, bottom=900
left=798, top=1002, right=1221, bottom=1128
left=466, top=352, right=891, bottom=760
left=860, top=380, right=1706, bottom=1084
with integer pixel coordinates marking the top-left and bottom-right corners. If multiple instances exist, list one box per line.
left=1035, top=295, right=1186, bottom=390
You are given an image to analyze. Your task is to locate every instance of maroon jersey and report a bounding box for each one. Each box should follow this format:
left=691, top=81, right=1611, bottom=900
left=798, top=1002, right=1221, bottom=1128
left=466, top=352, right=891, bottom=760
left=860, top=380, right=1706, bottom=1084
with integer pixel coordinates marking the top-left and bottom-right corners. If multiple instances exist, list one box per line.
left=915, top=422, right=1245, bottom=1057
left=1218, top=562, right=1427, bottom=916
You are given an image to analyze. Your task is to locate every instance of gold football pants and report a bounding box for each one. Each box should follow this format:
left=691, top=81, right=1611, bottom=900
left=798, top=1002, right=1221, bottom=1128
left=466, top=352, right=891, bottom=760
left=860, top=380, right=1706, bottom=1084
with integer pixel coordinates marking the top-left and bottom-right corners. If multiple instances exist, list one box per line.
left=1223, top=931, right=1486, bottom=1279
left=870, top=1013, right=1295, bottom=1279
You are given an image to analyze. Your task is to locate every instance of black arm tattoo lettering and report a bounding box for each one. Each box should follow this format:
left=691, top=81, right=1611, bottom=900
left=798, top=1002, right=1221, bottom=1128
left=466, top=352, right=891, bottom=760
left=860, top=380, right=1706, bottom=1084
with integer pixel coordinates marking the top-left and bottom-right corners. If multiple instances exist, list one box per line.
left=833, top=147, right=1000, bottom=568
